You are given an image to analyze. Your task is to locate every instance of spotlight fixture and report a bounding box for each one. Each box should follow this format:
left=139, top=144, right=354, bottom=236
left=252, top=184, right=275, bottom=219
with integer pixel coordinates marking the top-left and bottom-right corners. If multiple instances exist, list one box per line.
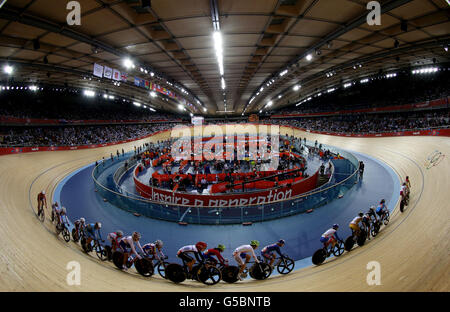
left=141, top=0, right=151, bottom=9
left=306, top=54, right=313, bottom=61
left=394, top=39, right=400, bottom=48
left=33, top=39, right=40, bottom=50
left=400, top=20, right=407, bottom=32
left=444, top=45, right=448, bottom=52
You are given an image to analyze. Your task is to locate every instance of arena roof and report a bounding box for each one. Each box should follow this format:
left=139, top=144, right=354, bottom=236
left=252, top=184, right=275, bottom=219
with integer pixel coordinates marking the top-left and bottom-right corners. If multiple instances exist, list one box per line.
left=0, top=0, right=449, bottom=116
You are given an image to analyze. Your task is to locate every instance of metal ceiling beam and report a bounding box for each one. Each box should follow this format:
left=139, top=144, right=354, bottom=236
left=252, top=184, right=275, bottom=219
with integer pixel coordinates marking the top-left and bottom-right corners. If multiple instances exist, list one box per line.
left=246, top=0, right=415, bottom=112
left=258, top=37, right=450, bottom=112
left=0, top=7, right=202, bottom=112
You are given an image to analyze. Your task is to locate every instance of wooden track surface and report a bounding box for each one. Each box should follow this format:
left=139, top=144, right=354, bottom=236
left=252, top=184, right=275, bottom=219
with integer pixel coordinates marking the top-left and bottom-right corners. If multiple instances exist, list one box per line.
left=0, top=128, right=448, bottom=291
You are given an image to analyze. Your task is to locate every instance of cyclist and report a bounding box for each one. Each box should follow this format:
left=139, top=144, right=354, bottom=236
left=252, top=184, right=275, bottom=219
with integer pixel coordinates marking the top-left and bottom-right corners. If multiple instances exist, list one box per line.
left=177, top=242, right=207, bottom=275
left=51, top=201, right=59, bottom=222
left=37, top=190, right=47, bottom=216
left=400, top=182, right=409, bottom=203
left=142, top=240, right=165, bottom=261
left=107, top=230, right=123, bottom=252
left=233, top=240, right=260, bottom=281
left=55, top=206, right=69, bottom=231
left=204, top=244, right=227, bottom=267
left=367, top=206, right=378, bottom=223
left=73, top=217, right=86, bottom=240
left=118, top=232, right=145, bottom=271
left=320, top=224, right=341, bottom=250
left=84, top=222, right=102, bottom=249
left=349, top=212, right=364, bottom=237
left=261, top=240, right=285, bottom=269
left=362, top=212, right=372, bottom=240
left=405, top=176, right=411, bottom=189
left=376, top=199, right=388, bottom=221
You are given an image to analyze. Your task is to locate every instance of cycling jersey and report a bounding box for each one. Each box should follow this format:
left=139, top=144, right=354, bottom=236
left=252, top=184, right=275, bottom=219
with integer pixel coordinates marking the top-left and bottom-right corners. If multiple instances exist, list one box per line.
left=376, top=203, right=387, bottom=214
left=119, top=236, right=144, bottom=257
left=321, top=228, right=341, bottom=241
left=204, top=248, right=226, bottom=265
left=142, top=243, right=165, bottom=260
left=261, top=244, right=282, bottom=257
left=177, top=245, right=204, bottom=263
left=350, top=216, right=362, bottom=225
left=107, top=232, right=119, bottom=242
left=85, top=223, right=102, bottom=241
left=233, top=245, right=259, bottom=263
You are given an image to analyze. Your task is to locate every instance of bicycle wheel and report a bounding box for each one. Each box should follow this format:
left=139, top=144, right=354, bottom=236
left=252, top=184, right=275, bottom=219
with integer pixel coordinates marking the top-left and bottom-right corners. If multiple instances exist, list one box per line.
left=104, top=245, right=112, bottom=261
left=312, top=249, right=326, bottom=265
left=135, top=258, right=154, bottom=277
left=112, top=251, right=124, bottom=269
left=197, top=265, right=222, bottom=285
left=38, top=208, right=45, bottom=222
left=157, top=261, right=169, bottom=279
left=221, top=266, right=239, bottom=283
left=383, top=211, right=390, bottom=225
left=277, top=257, right=295, bottom=274
left=344, top=236, right=355, bottom=251
left=357, top=230, right=367, bottom=247
left=62, top=227, right=71, bottom=242
left=332, top=241, right=345, bottom=257
left=371, top=222, right=380, bottom=237
left=249, top=263, right=271, bottom=280
left=166, top=263, right=186, bottom=283
left=71, top=228, right=79, bottom=242
left=95, top=243, right=108, bottom=261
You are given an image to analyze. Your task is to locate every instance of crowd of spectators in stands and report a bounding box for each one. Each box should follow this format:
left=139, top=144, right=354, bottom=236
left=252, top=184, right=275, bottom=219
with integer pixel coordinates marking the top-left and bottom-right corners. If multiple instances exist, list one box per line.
left=268, top=109, right=449, bottom=134
left=0, top=88, right=185, bottom=121
left=0, top=123, right=175, bottom=146
left=274, top=69, right=449, bottom=115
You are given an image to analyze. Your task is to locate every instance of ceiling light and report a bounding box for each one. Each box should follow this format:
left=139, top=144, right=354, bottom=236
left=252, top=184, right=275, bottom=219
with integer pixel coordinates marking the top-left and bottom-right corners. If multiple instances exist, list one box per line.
left=133, top=101, right=141, bottom=107
left=293, top=85, right=300, bottom=91
left=123, top=58, right=134, bottom=69
left=83, top=90, right=95, bottom=97
left=178, top=104, right=184, bottom=110
left=221, top=77, right=226, bottom=90
left=3, top=65, right=13, bottom=75
left=306, top=54, right=313, bottom=61
left=150, top=91, right=157, bottom=97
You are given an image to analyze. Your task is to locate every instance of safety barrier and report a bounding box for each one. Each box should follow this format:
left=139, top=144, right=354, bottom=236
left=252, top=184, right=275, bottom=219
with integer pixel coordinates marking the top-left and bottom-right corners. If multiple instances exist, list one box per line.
left=92, top=140, right=359, bottom=225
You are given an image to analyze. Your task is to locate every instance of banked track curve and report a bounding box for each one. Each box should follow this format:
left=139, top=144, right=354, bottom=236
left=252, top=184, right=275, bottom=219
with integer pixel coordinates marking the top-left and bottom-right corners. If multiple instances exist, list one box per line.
left=0, top=127, right=448, bottom=291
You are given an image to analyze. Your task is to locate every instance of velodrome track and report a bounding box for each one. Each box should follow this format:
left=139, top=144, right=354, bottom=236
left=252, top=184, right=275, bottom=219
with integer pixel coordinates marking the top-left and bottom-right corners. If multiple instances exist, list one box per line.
left=0, top=127, right=449, bottom=292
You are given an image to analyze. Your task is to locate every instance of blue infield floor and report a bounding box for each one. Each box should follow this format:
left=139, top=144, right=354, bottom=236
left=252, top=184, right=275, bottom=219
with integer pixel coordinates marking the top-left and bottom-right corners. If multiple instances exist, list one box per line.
left=55, top=149, right=399, bottom=273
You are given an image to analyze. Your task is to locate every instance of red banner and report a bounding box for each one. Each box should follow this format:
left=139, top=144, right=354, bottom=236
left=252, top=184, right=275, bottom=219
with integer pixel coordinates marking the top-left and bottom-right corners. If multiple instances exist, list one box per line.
left=0, top=116, right=184, bottom=126
left=133, top=165, right=319, bottom=207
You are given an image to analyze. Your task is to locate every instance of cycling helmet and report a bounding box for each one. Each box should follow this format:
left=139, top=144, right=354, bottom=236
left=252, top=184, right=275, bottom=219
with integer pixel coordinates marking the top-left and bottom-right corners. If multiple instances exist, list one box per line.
left=332, top=224, right=339, bottom=229
left=369, top=206, right=375, bottom=211
left=195, top=241, right=207, bottom=250
left=406, top=176, right=409, bottom=180
left=116, top=230, right=123, bottom=237
left=54, top=202, right=58, bottom=207
left=42, top=191, right=45, bottom=195
left=132, top=231, right=141, bottom=240
left=61, top=207, right=67, bottom=214
left=380, top=199, right=385, bottom=204
left=278, top=239, right=285, bottom=245
left=250, top=240, right=260, bottom=247
left=217, top=244, right=225, bottom=252
left=358, top=212, right=364, bottom=217
left=96, top=222, right=102, bottom=229
left=402, top=182, right=406, bottom=186
left=155, top=240, right=163, bottom=248
left=80, top=217, right=85, bottom=223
